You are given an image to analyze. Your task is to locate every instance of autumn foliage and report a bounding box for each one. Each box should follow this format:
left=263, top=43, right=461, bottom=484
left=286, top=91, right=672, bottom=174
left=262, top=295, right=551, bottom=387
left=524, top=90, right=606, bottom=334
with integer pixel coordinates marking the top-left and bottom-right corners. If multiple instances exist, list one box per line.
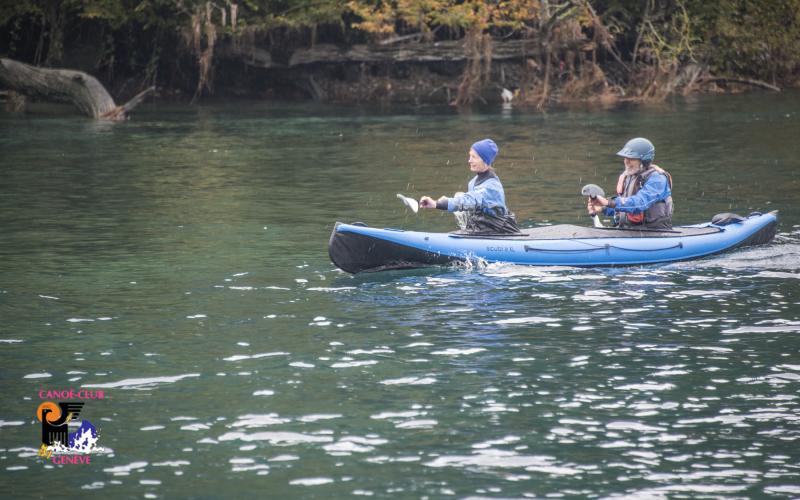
left=1, top=1, right=798, bottom=106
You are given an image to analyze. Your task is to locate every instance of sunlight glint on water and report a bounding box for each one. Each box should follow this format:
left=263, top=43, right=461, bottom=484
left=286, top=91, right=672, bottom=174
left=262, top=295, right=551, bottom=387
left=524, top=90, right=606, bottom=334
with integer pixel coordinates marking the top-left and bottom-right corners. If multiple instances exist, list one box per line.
left=1, top=94, right=799, bottom=497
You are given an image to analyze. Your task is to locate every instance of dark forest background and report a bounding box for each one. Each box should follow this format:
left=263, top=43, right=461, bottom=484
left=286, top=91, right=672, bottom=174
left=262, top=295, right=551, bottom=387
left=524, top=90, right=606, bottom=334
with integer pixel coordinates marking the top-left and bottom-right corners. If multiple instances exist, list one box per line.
left=2, top=1, right=798, bottom=106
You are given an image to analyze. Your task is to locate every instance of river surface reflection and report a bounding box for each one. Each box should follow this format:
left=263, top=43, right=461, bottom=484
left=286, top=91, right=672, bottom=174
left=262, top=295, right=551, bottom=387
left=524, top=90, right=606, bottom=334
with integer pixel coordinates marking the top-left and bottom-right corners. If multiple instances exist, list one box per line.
left=1, top=93, right=799, bottom=498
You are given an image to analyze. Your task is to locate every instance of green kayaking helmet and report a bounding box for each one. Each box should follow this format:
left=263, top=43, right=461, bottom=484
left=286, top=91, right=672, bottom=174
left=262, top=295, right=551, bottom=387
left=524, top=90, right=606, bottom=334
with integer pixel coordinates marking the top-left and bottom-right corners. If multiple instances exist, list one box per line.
left=616, top=137, right=655, bottom=166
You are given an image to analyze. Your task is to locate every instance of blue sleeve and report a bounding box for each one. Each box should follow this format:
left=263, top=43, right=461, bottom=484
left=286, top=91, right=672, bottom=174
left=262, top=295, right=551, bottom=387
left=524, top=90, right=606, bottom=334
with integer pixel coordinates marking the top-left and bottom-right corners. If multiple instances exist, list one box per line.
left=447, top=178, right=506, bottom=212
left=615, top=173, right=670, bottom=213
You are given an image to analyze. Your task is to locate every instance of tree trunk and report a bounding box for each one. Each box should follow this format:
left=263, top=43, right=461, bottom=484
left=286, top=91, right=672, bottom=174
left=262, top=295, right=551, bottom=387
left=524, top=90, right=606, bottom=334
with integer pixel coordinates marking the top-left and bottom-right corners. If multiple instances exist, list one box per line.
left=0, top=58, right=154, bottom=120
left=538, top=49, right=551, bottom=110
left=43, top=1, right=66, bottom=67
left=219, top=39, right=563, bottom=69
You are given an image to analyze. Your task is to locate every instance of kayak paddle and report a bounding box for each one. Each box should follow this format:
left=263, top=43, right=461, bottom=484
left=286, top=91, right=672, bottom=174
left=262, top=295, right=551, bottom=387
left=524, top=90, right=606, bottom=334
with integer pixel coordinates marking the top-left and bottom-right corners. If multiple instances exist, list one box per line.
left=396, top=193, right=419, bottom=214
left=581, top=184, right=605, bottom=228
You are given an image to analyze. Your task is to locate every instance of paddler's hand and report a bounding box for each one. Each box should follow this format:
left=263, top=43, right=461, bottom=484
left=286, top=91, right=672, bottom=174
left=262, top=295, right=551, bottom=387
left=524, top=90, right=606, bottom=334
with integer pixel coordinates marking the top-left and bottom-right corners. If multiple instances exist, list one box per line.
left=587, top=196, right=605, bottom=215
left=419, top=196, right=437, bottom=209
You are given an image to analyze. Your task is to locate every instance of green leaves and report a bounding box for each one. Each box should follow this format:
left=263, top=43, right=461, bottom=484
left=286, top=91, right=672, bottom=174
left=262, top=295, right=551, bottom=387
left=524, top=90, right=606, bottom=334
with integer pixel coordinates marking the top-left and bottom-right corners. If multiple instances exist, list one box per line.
left=1, top=0, right=797, bottom=100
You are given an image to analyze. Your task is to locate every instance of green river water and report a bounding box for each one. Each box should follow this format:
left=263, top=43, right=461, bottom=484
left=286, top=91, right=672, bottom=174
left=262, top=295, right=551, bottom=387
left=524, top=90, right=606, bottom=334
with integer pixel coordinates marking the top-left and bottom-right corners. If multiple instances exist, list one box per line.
left=1, top=92, right=799, bottom=498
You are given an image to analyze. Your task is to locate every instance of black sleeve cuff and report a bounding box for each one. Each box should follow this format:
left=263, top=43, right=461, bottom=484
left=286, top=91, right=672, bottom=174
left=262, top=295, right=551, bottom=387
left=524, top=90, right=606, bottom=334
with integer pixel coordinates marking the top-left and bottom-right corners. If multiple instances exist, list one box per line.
left=436, top=199, right=449, bottom=210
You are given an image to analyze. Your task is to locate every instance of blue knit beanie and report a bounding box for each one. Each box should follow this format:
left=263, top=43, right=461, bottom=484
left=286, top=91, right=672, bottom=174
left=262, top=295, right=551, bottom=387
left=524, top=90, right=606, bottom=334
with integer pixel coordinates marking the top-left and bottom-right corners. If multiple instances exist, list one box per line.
left=471, top=138, right=498, bottom=165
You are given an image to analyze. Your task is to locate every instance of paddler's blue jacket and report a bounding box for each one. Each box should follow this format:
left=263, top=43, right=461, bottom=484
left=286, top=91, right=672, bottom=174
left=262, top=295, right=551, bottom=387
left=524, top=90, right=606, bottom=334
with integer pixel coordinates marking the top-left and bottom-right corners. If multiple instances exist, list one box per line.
left=601, top=170, right=671, bottom=217
left=441, top=169, right=510, bottom=216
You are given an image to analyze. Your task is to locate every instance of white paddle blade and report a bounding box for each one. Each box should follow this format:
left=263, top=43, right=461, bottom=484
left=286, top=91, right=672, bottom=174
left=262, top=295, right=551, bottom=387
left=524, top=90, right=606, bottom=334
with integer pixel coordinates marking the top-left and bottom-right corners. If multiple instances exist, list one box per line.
left=396, top=193, right=419, bottom=213
left=592, top=214, right=604, bottom=228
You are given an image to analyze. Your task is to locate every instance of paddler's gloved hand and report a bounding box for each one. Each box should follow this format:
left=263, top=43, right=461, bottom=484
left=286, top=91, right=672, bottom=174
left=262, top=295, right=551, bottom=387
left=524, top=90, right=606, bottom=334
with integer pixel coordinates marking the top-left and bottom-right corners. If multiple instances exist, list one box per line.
left=419, top=196, right=449, bottom=210
left=592, top=195, right=617, bottom=209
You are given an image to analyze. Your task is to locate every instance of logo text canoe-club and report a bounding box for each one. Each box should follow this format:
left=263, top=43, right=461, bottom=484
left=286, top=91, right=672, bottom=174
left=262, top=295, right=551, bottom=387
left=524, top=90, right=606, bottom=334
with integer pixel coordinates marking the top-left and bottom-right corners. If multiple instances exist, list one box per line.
left=36, top=389, right=106, bottom=464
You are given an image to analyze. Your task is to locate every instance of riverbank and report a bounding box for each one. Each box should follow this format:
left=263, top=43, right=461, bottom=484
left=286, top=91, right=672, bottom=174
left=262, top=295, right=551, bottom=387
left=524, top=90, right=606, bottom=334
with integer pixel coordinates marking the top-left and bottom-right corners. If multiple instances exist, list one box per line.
left=211, top=53, right=788, bottom=107
left=2, top=50, right=790, bottom=115
left=2, top=1, right=798, bottom=112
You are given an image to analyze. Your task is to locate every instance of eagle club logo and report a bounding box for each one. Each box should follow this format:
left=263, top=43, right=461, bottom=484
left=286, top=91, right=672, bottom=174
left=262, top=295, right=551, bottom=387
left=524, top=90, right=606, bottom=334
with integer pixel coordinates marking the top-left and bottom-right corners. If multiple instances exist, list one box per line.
left=36, top=391, right=105, bottom=464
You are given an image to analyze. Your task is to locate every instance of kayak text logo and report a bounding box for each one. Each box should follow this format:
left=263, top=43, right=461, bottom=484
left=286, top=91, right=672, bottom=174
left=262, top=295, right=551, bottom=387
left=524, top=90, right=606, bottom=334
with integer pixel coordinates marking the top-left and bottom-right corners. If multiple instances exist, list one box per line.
left=36, top=393, right=105, bottom=464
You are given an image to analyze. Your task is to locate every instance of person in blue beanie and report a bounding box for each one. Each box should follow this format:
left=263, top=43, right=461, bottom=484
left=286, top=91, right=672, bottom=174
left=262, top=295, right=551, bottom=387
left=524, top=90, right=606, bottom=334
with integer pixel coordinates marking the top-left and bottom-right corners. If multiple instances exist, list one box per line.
left=420, top=138, right=520, bottom=234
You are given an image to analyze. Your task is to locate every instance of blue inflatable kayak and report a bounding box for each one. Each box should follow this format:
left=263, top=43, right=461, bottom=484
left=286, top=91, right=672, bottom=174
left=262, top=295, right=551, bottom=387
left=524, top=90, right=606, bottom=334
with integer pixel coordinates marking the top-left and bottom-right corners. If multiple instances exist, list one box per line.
left=329, top=211, right=777, bottom=273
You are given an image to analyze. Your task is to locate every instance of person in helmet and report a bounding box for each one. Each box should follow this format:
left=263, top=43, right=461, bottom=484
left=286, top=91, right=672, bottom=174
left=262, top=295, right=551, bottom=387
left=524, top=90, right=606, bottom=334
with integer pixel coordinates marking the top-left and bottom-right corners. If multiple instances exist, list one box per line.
left=419, top=138, right=520, bottom=234
left=587, top=137, right=673, bottom=230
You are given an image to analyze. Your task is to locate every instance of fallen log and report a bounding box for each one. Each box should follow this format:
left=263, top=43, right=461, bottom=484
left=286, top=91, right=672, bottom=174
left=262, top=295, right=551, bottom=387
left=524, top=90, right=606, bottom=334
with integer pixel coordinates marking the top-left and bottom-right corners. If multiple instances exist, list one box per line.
left=0, top=58, right=154, bottom=120
left=220, top=38, right=549, bottom=69
left=291, top=39, right=549, bottom=66
left=699, top=76, right=780, bottom=92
